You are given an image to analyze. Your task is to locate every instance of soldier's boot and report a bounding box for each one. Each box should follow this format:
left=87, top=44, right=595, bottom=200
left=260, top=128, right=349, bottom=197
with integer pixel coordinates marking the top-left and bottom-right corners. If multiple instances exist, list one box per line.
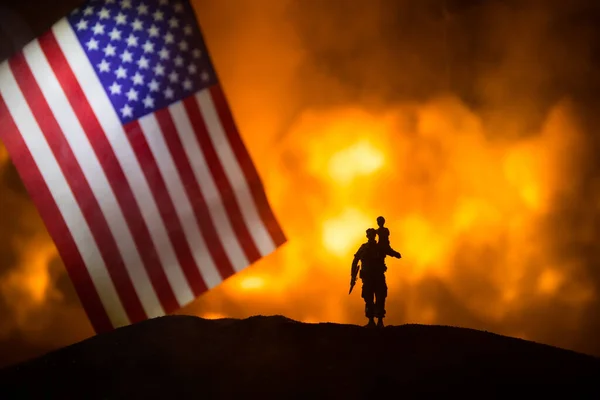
left=377, top=318, right=384, bottom=328
left=365, top=318, right=376, bottom=328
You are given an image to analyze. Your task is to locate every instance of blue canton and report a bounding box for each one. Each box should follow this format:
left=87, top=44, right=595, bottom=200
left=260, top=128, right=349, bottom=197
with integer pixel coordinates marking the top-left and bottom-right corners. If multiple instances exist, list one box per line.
left=68, top=0, right=218, bottom=124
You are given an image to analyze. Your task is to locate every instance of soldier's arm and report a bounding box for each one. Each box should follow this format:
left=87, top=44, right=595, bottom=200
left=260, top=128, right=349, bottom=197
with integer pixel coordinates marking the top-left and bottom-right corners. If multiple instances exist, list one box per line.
left=351, top=257, right=359, bottom=275
left=384, top=245, right=401, bottom=258
left=351, top=256, right=359, bottom=270
left=385, top=230, right=401, bottom=258
left=390, top=248, right=402, bottom=258
left=351, top=245, right=364, bottom=274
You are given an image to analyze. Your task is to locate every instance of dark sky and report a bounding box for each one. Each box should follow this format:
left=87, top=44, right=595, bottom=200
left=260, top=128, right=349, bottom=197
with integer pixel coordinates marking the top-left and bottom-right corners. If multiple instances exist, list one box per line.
left=1, top=0, right=600, bottom=367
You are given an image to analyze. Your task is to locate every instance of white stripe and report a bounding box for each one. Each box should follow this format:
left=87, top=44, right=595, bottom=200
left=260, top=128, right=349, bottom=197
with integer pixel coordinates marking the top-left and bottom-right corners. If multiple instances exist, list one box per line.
left=23, top=39, right=164, bottom=319
left=52, top=19, right=195, bottom=308
left=196, top=90, right=276, bottom=256
left=169, top=101, right=249, bottom=272
left=138, top=114, right=223, bottom=289
left=0, top=59, right=129, bottom=328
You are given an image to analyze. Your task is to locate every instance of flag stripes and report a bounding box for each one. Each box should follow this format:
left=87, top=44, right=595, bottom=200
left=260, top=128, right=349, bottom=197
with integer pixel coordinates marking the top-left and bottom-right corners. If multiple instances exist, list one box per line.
left=0, top=62, right=129, bottom=329
left=170, top=100, right=250, bottom=275
left=209, top=85, right=288, bottom=248
left=11, top=48, right=155, bottom=323
left=38, top=31, right=185, bottom=315
left=163, top=102, right=262, bottom=267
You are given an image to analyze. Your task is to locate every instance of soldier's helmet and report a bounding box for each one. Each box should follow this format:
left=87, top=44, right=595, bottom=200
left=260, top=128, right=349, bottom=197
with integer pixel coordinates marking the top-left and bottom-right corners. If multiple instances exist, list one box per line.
left=377, top=216, right=385, bottom=226
left=366, top=228, right=377, bottom=240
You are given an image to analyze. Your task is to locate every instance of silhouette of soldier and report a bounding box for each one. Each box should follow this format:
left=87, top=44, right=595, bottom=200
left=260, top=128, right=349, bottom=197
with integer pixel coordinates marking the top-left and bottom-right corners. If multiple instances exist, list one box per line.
left=350, top=228, right=400, bottom=328
left=375, top=216, right=401, bottom=259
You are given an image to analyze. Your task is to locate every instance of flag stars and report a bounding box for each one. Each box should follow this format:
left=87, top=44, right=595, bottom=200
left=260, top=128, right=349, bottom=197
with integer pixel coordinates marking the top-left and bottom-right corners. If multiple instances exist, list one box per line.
left=86, top=38, right=99, bottom=50
left=137, top=56, right=150, bottom=69
left=76, top=19, right=88, bottom=31
left=73, top=0, right=216, bottom=119
left=103, top=44, right=117, bottom=57
left=148, top=24, right=160, bottom=37
left=109, top=81, right=122, bottom=95
left=142, top=40, right=155, bottom=53
left=137, top=3, right=149, bottom=15
left=126, top=88, right=139, bottom=102
left=148, top=79, right=160, bottom=92
left=97, top=59, right=110, bottom=72
left=154, top=63, right=166, bottom=76
left=153, top=10, right=164, bottom=21
left=109, top=28, right=122, bottom=41
left=131, top=72, right=144, bottom=86
left=120, top=50, right=133, bottom=63
left=98, top=7, right=110, bottom=19
left=115, top=12, right=127, bottom=25
left=121, top=104, right=133, bottom=117
left=159, top=47, right=170, bottom=60
left=143, top=95, right=155, bottom=108
left=92, top=22, right=105, bottom=35
left=132, top=19, right=143, bottom=31
left=126, top=34, right=138, bottom=47
left=115, top=66, right=128, bottom=79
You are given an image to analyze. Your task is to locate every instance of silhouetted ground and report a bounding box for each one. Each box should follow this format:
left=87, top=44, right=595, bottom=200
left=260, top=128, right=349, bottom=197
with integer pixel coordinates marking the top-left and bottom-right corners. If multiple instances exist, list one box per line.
left=0, top=315, right=599, bottom=399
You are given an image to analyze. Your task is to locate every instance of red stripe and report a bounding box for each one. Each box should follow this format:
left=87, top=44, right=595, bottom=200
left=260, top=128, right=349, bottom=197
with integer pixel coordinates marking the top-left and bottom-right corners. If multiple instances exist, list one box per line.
left=149, top=110, right=237, bottom=280
left=39, top=32, right=180, bottom=314
left=9, top=52, right=147, bottom=324
left=180, top=98, right=261, bottom=264
left=122, top=121, right=212, bottom=291
left=208, top=85, right=287, bottom=248
left=0, top=92, right=114, bottom=333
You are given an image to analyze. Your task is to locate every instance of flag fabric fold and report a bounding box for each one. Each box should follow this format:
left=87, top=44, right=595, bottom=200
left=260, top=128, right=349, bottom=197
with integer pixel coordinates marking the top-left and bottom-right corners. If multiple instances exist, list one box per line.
left=0, top=0, right=286, bottom=333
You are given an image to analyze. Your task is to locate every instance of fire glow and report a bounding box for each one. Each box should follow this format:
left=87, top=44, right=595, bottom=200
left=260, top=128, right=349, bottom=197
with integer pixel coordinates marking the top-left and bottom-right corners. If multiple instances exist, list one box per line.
left=190, top=98, right=594, bottom=332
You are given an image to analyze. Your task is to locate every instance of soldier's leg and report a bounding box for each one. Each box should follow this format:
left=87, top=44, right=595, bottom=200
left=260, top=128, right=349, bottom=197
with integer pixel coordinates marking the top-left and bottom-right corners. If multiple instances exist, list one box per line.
left=374, top=274, right=388, bottom=320
left=361, top=280, right=375, bottom=320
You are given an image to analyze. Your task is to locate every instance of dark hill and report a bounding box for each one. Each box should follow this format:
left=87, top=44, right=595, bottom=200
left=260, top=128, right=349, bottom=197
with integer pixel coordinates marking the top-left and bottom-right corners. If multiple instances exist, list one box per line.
left=0, top=315, right=599, bottom=399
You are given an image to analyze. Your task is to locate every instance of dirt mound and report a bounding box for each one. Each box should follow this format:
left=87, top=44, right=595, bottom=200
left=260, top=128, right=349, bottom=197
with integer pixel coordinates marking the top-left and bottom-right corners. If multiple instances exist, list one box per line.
left=1, top=315, right=598, bottom=398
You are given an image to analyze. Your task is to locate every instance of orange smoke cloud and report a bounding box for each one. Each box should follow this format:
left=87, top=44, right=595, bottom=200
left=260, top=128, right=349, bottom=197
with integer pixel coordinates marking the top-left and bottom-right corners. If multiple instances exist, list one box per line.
left=184, top=96, right=594, bottom=331
left=0, top=235, right=58, bottom=330
left=1, top=0, right=599, bottom=367
left=180, top=0, right=598, bottom=346
left=0, top=144, right=7, bottom=166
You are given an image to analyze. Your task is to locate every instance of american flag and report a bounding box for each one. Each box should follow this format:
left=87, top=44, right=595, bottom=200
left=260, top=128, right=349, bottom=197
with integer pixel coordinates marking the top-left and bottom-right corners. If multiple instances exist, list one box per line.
left=0, top=0, right=286, bottom=333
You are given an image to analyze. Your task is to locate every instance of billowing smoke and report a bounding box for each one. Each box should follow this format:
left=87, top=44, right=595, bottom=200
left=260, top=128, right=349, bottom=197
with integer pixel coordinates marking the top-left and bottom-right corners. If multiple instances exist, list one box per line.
left=1, top=0, right=600, bottom=367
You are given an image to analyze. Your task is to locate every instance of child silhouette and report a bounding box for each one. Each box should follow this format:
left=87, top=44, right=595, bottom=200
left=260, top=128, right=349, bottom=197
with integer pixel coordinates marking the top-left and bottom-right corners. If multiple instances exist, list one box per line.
left=375, top=216, right=401, bottom=259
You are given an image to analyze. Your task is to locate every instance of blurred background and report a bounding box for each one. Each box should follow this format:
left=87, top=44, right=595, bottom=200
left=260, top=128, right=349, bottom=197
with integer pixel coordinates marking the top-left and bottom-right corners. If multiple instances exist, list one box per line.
left=2, top=0, right=600, bottom=367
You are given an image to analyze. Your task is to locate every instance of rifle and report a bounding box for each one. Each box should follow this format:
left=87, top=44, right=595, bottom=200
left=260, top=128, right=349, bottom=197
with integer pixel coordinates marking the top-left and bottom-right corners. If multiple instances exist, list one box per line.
left=349, top=261, right=360, bottom=294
